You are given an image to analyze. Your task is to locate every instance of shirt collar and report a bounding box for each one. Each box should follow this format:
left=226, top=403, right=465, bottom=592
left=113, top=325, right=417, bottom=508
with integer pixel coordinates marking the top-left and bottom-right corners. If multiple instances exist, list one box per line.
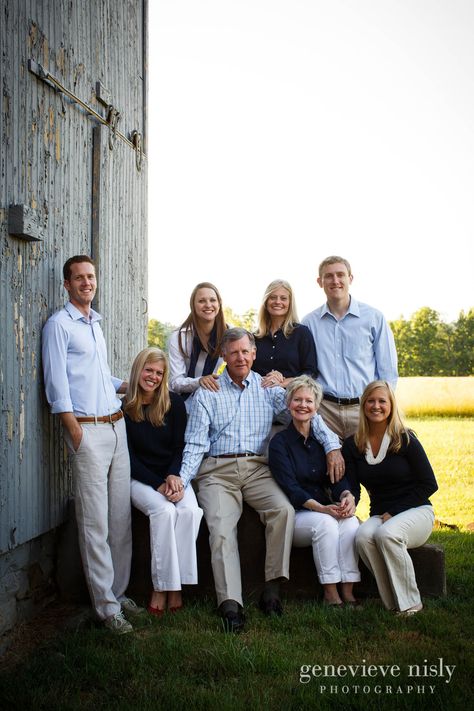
left=320, top=296, right=360, bottom=319
left=64, top=301, right=102, bottom=323
left=222, top=367, right=255, bottom=389
left=285, top=420, right=317, bottom=444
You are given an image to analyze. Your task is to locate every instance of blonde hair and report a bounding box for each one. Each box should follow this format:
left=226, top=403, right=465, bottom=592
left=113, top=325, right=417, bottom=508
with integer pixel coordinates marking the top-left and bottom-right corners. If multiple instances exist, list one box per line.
left=177, top=282, right=226, bottom=359
left=354, top=380, right=410, bottom=454
left=285, top=375, right=323, bottom=408
left=123, top=347, right=171, bottom=427
left=255, top=279, right=299, bottom=338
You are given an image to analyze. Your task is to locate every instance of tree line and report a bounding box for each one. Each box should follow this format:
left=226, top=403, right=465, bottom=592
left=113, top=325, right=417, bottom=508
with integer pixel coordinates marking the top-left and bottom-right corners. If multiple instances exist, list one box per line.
left=148, top=306, right=474, bottom=377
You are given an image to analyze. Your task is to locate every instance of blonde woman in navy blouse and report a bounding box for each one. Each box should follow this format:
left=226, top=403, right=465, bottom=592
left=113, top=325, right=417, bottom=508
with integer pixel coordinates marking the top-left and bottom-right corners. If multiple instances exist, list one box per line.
left=253, top=280, right=317, bottom=389
left=343, top=380, right=438, bottom=616
left=123, top=348, right=203, bottom=616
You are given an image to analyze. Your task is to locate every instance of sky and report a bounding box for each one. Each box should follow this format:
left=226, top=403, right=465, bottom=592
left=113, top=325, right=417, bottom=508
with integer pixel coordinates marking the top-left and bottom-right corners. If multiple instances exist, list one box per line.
left=148, top=0, right=474, bottom=327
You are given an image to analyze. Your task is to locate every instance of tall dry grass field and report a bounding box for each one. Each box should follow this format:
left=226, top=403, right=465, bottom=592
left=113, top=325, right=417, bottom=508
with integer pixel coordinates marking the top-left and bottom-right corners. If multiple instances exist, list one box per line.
left=397, top=376, right=474, bottom=417
left=355, top=417, right=474, bottom=530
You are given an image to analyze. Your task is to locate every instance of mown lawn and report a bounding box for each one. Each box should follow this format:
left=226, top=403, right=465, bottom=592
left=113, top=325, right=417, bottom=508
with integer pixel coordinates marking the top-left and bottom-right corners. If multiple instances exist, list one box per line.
left=0, top=529, right=472, bottom=711
left=0, top=418, right=472, bottom=710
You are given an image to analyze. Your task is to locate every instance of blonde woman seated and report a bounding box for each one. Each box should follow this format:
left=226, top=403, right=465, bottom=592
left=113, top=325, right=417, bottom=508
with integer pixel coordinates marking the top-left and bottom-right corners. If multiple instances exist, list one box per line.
left=123, top=348, right=203, bottom=615
left=253, top=279, right=317, bottom=389
left=168, top=282, right=226, bottom=410
left=268, top=375, right=360, bottom=607
left=342, top=380, right=438, bottom=616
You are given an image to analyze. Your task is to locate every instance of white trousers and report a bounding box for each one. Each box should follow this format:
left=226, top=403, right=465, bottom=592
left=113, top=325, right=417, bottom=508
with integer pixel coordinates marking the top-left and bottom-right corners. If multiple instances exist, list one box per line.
left=355, top=505, right=435, bottom=611
left=66, top=417, right=132, bottom=620
left=292, top=510, right=360, bottom=584
left=131, top=479, right=203, bottom=591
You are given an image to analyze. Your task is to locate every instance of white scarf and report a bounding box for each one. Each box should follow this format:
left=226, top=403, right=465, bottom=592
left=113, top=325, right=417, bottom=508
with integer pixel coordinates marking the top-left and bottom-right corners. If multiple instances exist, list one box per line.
left=365, top=430, right=391, bottom=465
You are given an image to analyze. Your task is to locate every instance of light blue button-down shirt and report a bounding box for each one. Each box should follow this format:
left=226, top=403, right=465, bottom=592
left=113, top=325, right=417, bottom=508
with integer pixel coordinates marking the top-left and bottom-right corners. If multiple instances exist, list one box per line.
left=42, top=302, right=123, bottom=416
left=179, top=369, right=340, bottom=486
left=302, top=298, right=398, bottom=399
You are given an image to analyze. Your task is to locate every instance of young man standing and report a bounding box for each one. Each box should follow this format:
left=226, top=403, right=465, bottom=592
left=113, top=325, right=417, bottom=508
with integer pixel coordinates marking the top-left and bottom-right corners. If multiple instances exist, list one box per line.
left=42, top=255, right=142, bottom=633
left=302, top=256, right=398, bottom=440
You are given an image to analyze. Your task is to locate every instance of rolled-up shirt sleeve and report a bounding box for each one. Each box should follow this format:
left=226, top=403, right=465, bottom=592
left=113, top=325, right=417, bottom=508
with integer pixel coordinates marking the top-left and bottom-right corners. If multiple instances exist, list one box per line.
left=179, top=393, right=212, bottom=486
left=168, top=330, right=201, bottom=394
left=310, top=414, right=341, bottom=454
left=373, top=315, right=398, bottom=388
left=42, top=319, right=74, bottom=413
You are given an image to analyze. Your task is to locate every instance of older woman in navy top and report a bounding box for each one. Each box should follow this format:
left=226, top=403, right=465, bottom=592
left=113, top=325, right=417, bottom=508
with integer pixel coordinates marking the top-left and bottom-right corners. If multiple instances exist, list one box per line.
left=343, top=380, right=438, bottom=616
left=253, top=280, right=317, bottom=389
left=269, top=375, right=360, bottom=606
left=123, top=347, right=203, bottom=616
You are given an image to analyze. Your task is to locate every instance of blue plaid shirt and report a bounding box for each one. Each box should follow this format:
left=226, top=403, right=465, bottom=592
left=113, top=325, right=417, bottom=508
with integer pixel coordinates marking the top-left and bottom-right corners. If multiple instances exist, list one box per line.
left=179, top=369, right=340, bottom=486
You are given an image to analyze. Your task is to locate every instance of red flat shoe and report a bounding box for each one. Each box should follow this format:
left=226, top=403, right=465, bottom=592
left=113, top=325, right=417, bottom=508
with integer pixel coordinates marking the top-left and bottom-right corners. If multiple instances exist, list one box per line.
left=147, top=604, right=165, bottom=617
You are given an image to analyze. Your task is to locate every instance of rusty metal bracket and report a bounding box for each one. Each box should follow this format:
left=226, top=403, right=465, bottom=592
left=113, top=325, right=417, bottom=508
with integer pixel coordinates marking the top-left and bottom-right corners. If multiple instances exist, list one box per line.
left=28, top=59, right=145, bottom=168
left=131, top=130, right=143, bottom=172
left=107, top=105, right=121, bottom=150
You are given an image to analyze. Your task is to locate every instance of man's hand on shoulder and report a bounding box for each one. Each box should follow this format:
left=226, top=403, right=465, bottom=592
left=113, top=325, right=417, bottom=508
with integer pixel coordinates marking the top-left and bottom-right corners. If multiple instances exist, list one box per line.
left=326, top=449, right=345, bottom=483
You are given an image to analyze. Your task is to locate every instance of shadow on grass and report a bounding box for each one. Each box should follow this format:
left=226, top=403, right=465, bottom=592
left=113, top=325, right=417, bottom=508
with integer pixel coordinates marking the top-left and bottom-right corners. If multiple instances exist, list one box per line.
left=0, top=531, right=472, bottom=710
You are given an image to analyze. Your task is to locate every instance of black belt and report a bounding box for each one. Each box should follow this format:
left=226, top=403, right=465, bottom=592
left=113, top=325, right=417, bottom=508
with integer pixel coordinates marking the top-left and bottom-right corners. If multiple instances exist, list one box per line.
left=216, top=452, right=262, bottom=459
left=323, top=394, right=360, bottom=406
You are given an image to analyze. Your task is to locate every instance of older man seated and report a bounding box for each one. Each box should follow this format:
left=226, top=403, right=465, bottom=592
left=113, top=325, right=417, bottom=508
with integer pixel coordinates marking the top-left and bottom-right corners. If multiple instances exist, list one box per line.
left=178, top=327, right=343, bottom=632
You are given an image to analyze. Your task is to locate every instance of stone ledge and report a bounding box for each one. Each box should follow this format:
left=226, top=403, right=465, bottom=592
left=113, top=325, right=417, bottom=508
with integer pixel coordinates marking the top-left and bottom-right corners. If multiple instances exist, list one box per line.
left=127, top=503, right=446, bottom=603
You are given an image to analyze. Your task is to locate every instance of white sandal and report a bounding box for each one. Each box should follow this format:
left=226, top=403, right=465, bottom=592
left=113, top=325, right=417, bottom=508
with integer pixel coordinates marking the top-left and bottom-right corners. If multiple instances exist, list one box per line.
left=396, top=603, right=423, bottom=616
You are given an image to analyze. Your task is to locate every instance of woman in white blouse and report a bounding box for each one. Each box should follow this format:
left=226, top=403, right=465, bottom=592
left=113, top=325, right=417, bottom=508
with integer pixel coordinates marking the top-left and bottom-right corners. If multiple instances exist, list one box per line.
left=168, top=282, right=226, bottom=409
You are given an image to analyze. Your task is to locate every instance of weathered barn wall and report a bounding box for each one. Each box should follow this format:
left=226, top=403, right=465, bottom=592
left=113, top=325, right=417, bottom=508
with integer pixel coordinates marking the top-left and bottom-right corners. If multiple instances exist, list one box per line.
left=0, top=0, right=148, bottom=634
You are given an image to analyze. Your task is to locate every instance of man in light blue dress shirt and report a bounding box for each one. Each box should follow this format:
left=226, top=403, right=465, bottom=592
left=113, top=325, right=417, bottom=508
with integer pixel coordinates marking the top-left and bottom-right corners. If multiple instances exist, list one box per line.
left=302, top=256, right=398, bottom=440
left=42, top=255, right=142, bottom=634
left=179, top=327, right=343, bottom=632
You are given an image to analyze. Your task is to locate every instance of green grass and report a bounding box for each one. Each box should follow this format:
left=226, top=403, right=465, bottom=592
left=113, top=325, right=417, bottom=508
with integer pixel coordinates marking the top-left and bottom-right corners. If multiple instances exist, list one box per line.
left=397, top=377, right=474, bottom=417
left=0, top=530, right=473, bottom=710
left=0, top=417, right=472, bottom=710
left=355, top=418, right=474, bottom=531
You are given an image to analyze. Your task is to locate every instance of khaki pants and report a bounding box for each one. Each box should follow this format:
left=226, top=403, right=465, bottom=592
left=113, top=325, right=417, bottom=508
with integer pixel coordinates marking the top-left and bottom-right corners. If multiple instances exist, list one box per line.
left=318, top=400, right=360, bottom=441
left=356, top=505, right=435, bottom=611
left=66, top=417, right=132, bottom=620
left=195, top=455, right=295, bottom=606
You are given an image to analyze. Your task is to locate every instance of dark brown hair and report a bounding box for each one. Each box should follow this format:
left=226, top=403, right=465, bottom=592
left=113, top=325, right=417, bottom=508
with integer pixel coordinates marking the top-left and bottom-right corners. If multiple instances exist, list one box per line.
left=63, top=255, right=96, bottom=281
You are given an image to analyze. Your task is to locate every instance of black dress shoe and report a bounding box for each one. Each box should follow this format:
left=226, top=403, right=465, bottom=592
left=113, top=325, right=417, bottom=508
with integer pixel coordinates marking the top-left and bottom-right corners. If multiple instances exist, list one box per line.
left=221, top=609, right=245, bottom=633
left=259, top=594, right=283, bottom=617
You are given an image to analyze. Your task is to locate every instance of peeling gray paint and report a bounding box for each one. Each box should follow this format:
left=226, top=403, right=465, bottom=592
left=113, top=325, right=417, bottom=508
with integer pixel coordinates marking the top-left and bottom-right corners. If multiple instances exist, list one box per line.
left=0, top=0, right=148, bottom=554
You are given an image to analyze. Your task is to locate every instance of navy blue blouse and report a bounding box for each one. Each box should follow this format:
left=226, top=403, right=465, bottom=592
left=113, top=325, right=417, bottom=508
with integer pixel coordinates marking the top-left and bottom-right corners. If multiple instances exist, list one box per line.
left=342, top=433, right=438, bottom=517
left=252, top=323, right=318, bottom=379
left=124, top=392, right=187, bottom=490
left=269, top=422, right=355, bottom=510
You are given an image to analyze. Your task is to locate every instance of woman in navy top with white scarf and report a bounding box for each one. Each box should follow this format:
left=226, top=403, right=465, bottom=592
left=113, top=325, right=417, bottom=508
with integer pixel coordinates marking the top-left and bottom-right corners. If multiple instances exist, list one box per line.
left=343, top=380, right=438, bottom=616
left=169, top=282, right=226, bottom=410
left=253, top=280, right=317, bottom=389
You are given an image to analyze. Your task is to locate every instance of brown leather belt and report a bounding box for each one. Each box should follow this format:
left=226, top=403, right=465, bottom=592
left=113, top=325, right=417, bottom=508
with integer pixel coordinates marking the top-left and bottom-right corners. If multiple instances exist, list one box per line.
left=216, top=452, right=262, bottom=459
left=75, top=410, right=124, bottom=424
left=323, top=394, right=360, bottom=406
